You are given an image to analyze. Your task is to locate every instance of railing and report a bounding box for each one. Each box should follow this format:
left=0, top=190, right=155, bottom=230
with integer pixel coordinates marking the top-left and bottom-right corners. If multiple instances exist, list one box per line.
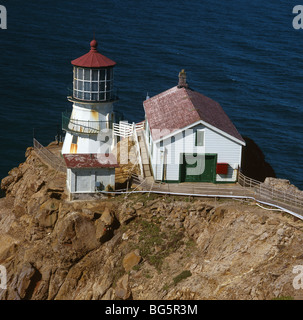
left=113, top=121, right=134, bottom=138
left=238, top=171, right=303, bottom=214
left=133, top=123, right=144, bottom=177
left=33, top=138, right=66, bottom=173
left=135, top=121, right=145, bottom=131
left=62, top=112, right=113, bottom=134
left=113, top=120, right=145, bottom=138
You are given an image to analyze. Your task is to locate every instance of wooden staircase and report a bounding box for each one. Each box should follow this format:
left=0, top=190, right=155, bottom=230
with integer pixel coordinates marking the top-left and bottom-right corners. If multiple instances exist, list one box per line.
left=136, top=129, right=153, bottom=179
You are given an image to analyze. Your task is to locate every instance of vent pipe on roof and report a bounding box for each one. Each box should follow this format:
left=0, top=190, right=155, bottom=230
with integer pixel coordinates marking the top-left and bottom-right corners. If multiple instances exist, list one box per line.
left=177, top=69, right=188, bottom=88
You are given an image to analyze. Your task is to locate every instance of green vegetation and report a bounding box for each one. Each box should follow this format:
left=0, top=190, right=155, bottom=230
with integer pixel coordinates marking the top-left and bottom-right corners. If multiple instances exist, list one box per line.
left=162, top=270, right=192, bottom=292
left=173, top=270, right=192, bottom=285
left=131, top=219, right=184, bottom=271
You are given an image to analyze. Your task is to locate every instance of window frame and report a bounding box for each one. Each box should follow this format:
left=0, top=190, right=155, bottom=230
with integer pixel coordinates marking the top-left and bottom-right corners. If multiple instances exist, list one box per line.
left=195, top=129, right=205, bottom=147
left=73, top=66, right=114, bottom=101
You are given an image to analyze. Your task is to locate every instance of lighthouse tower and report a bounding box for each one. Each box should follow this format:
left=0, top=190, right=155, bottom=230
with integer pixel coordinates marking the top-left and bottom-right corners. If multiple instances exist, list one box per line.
left=62, top=39, right=119, bottom=195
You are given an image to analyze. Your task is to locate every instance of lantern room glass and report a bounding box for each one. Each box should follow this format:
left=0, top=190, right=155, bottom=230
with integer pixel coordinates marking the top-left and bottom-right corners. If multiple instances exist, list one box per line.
left=73, top=66, right=114, bottom=102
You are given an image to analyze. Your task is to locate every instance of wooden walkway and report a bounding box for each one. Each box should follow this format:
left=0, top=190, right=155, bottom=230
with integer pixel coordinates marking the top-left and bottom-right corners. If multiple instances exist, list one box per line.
left=145, top=180, right=252, bottom=197
left=136, top=129, right=153, bottom=180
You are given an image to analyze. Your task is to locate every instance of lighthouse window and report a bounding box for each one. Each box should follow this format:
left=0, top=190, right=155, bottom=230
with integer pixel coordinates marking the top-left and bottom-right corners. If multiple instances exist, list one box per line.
left=100, top=69, right=105, bottom=80
left=92, top=82, right=98, bottom=91
left=73, top=66, right=114, bottom=102
left=92, top=70, right=98, bottom=81
left=84, top=69, right=90, bottom=80
left=99, top=82, right=105, bottom=92
left=77, top=68, right=83, bottom=79
left=78, top=91, right=84, bottom=100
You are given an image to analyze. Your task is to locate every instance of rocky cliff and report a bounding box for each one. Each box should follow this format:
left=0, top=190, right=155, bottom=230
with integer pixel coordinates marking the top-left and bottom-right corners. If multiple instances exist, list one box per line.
left=0, top=146, right=303, bottom=300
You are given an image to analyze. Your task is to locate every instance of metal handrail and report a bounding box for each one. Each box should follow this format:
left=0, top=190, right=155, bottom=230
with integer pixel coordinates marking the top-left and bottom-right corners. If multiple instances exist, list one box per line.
left=33, top=138, right=66, bottom=173
left=62, top=112, right=113, bottom=134
left=238, top=171, right=303, bottom=212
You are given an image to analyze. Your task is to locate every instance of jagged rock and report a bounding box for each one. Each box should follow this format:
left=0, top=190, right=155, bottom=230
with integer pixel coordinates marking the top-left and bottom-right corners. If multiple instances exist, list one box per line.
left=102, top=288, right=114, bottom=300
left=15, top=262, right=41, bottom=299
left=95, top=219, right=107, bottom=242
left=36, top=199, right=59, bottom=228
left=101, top=207, right=114, bottom=226
left=122, top=250, right=141, bottom=272
left=0, top=234, right=19, bottom=262
left=5, top=167, right=23, bottom=189
left=46, top=180, right=65, bottom=193
left=92, top=264, right=115, bottom=300
left=115, top=274, right=131, bottom=300
left=116, top=207, right=137, bottom=225
left=52, top=212, right=99, bottom=262
left=0, top=175, right=15, bottom=192
left=264, top=177, right=303, bottom=197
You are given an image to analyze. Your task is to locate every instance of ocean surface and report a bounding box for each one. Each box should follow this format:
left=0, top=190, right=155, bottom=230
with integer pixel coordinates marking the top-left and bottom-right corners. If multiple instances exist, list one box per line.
left=0, top=0, right=302, bottom=189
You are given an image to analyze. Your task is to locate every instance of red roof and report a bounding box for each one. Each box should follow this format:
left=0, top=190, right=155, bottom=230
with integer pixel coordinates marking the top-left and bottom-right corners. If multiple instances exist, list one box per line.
left=143, top=86, right=245, bottom=144
left=63, top=153, right=119, bottom=169
left=71, top=39, right=116, bottom=68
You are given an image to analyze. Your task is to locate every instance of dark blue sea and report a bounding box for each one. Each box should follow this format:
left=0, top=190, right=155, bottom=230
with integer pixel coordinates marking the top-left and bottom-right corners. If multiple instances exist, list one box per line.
left=0, top=0, right=302, bottom=189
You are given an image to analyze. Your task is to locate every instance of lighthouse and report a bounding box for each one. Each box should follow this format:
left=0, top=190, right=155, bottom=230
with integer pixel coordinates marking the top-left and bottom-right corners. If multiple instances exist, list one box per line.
left=62, top=39, right=120, bottom=195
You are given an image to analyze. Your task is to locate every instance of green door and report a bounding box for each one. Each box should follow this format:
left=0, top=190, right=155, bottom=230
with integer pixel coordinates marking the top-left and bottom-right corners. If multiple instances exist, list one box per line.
left=180, top=154, right=217, bottom=183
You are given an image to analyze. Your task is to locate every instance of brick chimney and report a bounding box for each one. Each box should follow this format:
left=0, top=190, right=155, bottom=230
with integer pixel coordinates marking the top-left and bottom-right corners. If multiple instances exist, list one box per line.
left=177, top=69, right=188, bottom=88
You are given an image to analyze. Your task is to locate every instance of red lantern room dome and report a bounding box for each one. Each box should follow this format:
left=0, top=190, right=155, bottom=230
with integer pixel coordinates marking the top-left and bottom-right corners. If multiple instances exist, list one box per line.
left=71, top=39, right=116, bottom=68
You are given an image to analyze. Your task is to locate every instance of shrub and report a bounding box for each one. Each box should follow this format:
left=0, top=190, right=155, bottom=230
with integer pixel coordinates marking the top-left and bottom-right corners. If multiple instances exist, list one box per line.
left=173, top=270, right=192, bottom=285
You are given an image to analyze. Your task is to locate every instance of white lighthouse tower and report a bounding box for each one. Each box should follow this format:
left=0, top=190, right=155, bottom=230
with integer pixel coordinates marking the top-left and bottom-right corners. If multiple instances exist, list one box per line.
left=62, top=39, right=120, bottom=195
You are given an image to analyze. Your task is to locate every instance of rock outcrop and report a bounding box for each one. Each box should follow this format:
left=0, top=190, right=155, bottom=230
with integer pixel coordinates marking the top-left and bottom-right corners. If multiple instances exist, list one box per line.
left=0, top=145, right=303, bottom=300
left=263, top=177, right=303, bottom=197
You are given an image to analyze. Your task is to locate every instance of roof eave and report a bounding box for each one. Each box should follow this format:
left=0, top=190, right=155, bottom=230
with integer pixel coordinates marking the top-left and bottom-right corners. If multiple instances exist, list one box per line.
left=151, top=119, right=246, bottom=146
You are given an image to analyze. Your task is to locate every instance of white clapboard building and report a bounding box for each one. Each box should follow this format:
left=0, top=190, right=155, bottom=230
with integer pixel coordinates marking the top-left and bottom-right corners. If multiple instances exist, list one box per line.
left=143, top=70, right=246, bottom=183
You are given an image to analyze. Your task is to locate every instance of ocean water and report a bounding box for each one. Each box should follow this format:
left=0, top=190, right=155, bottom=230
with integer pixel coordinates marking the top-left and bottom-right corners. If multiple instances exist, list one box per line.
left=0, top=0, right=302, bottom=189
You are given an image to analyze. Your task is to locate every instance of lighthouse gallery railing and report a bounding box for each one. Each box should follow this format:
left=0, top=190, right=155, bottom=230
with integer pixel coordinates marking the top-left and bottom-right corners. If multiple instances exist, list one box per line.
left=62, top=112, right=113, bottom=134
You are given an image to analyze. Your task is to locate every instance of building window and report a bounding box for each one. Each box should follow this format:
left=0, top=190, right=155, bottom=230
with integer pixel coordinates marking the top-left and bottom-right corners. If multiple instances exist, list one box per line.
left=73, top=66, right=114, bottom=102
left=72, top=135, right=78, bottom=144
left=195, top=130, right=204, bottom=146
